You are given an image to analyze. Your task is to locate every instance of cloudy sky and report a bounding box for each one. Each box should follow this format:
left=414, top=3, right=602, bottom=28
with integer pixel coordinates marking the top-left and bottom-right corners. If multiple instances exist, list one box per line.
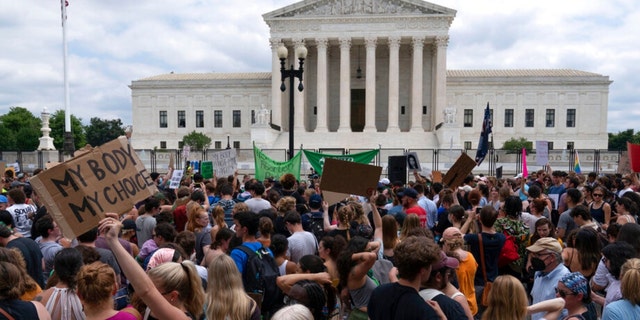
left=1, top=0, right=638, bottom=133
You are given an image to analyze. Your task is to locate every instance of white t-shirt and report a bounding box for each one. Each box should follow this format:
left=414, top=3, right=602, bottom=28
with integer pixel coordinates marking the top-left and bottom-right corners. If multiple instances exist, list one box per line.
left=244, top=197, right=272, bottom=214
left=287, top=231, right=318, bottom=263
left=7, top=203, right=37, bottom=237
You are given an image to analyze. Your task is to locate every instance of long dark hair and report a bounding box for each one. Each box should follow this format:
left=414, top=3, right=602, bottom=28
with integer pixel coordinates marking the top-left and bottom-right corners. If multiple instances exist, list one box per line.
left=336, top=236, right=369, bottom=287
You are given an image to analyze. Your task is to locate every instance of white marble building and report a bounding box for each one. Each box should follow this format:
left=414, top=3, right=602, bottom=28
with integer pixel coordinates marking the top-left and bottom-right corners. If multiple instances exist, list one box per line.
left=130, top=0, right=611, bottom=152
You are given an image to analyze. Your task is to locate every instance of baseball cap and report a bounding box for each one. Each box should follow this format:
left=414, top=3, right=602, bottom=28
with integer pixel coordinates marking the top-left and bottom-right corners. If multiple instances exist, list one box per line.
left=309, top=194, right=322, bottom=208
left=10, top=181, right=24, bottom=188
left=397, top=188, right=418, bottom=199
left=432, top=250, right=460, bottom=271
left=526, top=237, right=562, bottom=253
left=122, top=219, right=136, bottom=231
left=0, top=195, right=7, bottom=203
left=379, top=178, right=390, bottom=185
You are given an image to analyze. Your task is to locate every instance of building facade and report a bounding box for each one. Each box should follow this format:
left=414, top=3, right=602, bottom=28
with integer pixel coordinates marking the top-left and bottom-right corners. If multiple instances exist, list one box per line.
left=130, top=0, right=611, bottom=152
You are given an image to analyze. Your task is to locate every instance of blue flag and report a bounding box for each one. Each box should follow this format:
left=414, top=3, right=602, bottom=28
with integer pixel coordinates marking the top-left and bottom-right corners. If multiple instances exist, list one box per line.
left=475, top=102, right=492, bottom=165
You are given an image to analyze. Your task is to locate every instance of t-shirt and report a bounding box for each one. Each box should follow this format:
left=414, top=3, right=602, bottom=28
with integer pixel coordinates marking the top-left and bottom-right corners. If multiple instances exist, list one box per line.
left=406, top=205, right=427, bottom=228
left=7, top=236, right=45, bottom=288
left=368, top=282, right=439, bottom=320
left=463, top=232, right=505, bottom=286
left=38, top=240, right=63, bottom=281
left=557, top=209, right=576, bottom=241
left=602, top=299, right=640, bottom=320
left=135, top=215, right=156, bottom=248
left=244, top=198, right=272, bottom=214
left=286, top=231, right=317, bottom=263
left=418, top=289, right=468, bottom=320
left=7, top=203, right=37, bottom=237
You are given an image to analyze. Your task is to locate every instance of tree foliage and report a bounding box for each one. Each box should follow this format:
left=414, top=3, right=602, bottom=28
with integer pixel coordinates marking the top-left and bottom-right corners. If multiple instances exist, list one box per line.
left=182, top=131, right=211, bottom=152
left=502, top=137, right=533, bottom=153
left=85, top=117, right=125, bottom=147
left=608, top=129, right=640, bottom=151
left=49, top=109, right=86, bottom=150
left=0, top=107, right=41, bottom=151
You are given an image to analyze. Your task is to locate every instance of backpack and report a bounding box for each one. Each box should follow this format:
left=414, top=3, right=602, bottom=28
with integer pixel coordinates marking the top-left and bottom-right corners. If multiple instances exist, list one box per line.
left=308, top=216, right=326, bottom=242
left=237, top=245, right=284, bottom=316
left=498, top=232, right=520, bottom=267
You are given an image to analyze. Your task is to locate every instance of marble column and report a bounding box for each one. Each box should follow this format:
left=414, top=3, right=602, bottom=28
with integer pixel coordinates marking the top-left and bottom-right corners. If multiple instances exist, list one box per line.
left=411, top=36, right=424, bottom=132
left=433, top=36, right=449, bottom=127
left=338, top=37, right=351, bottom=132
left=269, top=38, right=282, bottom=130
left=387, top=36, right=401, bottom=133
left=315, top=38, right=328, bottom=132
left=294, top=39, right=305, bottom=132
left=364, top=36, right=377, bottom=132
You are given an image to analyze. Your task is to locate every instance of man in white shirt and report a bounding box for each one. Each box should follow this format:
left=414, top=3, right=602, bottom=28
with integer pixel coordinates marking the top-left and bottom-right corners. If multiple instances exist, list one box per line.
left=284, top=211, right=318, bottom=263
left=6, top=188, right=37, bottom=238
left=244, top=181, right=272, bottom=214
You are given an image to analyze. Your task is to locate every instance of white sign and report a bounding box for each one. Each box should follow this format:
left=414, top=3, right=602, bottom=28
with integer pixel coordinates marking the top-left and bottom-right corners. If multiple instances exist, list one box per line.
left=536, top=141, right=549, bottom=166
left=211, top=149, right=237, bottom=177
left=169, top=170, right=184, bottom=189
left=182, top=145, right=190, bottom=160
left=406, top=152, right=421, bottom=171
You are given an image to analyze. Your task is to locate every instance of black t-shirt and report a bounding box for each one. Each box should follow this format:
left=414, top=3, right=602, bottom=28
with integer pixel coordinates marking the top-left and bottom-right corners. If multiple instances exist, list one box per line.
left=368, top=282, right=439, bottom=320
left=7, top=237, right=45, bottom=288
left=431, top=293, right=467, bottom=320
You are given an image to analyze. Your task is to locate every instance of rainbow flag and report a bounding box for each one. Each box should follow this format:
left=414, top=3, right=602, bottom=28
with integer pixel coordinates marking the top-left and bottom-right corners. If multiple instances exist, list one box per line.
left=574, top=150, right=582, bottom=174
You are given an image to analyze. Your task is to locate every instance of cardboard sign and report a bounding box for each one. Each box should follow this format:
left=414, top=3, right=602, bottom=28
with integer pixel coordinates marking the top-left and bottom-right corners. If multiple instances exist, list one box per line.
left=211, top=149, right=237, bottom=177
left=169, top=170, right=184, bottom=189
left=406, top=152, right=421, bottom=171
left=431, top=171, right=442, bottom=183
left=29, top=137, right=158, bottom=239
left=0, top=162, right=5, bottom=176
left=200, top=161, right=213, bottom=179
left=443, top=153, right=476, bottom=189
left=320, top=158, right=382, bottom=205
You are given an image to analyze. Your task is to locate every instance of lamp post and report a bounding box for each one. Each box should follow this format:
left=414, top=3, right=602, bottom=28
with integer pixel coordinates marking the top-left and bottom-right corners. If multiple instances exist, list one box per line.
left=226, top=135, right=231, bottom=149
left=278, top=44, right=307, bottom=160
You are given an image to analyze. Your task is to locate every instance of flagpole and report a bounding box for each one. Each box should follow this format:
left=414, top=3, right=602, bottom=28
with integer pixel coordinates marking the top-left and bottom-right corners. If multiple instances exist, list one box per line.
left=61, top=0, right=74, bottom=155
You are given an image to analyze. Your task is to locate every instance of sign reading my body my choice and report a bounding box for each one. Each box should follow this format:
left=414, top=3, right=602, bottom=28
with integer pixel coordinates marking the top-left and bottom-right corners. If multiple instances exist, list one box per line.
left=30, top=136, right=158, bottom=239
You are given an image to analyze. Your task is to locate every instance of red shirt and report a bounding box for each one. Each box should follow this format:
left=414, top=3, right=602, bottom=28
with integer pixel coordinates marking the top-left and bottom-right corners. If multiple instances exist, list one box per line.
left=406, top=205, right=428, bottom=228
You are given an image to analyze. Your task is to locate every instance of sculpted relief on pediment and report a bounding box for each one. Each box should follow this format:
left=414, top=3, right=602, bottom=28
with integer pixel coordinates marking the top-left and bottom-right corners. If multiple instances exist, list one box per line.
left=279, top=0, right=443, bottom=17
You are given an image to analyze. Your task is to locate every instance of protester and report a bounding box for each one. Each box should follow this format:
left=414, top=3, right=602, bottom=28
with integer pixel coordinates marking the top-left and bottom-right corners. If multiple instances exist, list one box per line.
left=602, top=258, right=640, bottom=319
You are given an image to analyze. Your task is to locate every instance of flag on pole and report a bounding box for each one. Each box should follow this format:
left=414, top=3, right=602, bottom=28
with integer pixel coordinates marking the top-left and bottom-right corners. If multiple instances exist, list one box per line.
left=574, top=150, right=582, bottom=174
left=522, top=148, right=528, bottom=178
left=475, top=102, right=492, bottom=165
left=61, top=0, right=69, bottom=26
left=627, top=142, right=640, bottom=173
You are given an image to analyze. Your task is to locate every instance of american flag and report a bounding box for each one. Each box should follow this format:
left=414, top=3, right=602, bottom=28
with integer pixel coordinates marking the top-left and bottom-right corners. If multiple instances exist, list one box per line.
left=475, top=102, right=492, bottom=166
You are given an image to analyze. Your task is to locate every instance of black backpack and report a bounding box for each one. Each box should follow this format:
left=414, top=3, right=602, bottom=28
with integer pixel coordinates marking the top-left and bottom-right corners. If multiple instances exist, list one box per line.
left=237, top=245, right=284, bottom=317
left=308, top=216, right=326, bottom=242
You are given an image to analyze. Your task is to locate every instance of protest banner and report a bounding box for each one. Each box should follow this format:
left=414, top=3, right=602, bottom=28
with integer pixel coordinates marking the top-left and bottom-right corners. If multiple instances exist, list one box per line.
left=200, top=161, right=213, bottom=179
left=320, top=158, right=382, bottom=205
left=443, top=153, right=476, bottom=190
left=302, top=149, right=379, bottom=175
left=254, top=144, right=301, bottom=181
left=29, top=137, right=158, bottom=239
left=536, top=141, right=549, bottom=166
left=210, top=149, right=237, bottom=178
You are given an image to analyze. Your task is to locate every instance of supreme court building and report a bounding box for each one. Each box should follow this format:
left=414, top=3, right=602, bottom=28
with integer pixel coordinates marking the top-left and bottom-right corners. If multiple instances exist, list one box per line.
left=130, top=0, right=612, bottom=152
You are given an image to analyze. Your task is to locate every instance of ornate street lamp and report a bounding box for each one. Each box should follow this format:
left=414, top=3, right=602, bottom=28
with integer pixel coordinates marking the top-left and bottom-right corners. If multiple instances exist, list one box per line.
left=277, top=44, right=307, bottom=160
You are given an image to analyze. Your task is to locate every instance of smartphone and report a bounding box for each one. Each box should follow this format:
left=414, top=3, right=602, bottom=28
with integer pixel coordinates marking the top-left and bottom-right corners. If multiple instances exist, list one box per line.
left=476, top=207, right=482, bottom=214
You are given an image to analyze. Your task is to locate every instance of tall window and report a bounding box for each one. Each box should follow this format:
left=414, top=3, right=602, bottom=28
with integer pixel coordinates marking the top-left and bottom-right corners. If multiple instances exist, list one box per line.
left=233, top=110, right=241, bottom=128
left=214, top=110, right=222, bottom=128
left=177, top=110, right=186, bottom=128
left=547, top=142, right=554, bottom=150
left=567, top=109, right=576, bottom=127
left=214, top=141, right=221, bottom=149
left=251, top=110, right=256, bottom=124
left=159, top=111, right=167, bottom=128
left=504, top=109, right=514, bottom=127
left=464, top=141, right=472, bottom=150
left=196, top=110, right=204, bottom=128
left=525, top=109, right=534, bottom=127
left=233, top=141, right=240, bottom=149
left=160, top=141, right=166, bottom=149
left=463, top=109, right=473, bottom=127
left=567, top=142, right=574, bottom=150
left=546, top=109, right=555, bottom=127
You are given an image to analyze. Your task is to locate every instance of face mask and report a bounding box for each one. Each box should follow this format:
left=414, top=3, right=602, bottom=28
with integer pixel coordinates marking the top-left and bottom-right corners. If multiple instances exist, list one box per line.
left=530, top=257, right=547, bottom=272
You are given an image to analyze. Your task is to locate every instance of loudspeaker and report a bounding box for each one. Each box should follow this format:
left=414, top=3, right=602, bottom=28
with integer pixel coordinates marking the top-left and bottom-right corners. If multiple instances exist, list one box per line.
left=388, top=155, right=407, bottom=185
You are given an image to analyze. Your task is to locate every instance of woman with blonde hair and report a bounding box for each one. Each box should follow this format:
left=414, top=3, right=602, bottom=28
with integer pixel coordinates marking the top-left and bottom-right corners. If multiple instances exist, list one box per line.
left=209, top=205, right=227, bottom=241
left=76, top=262, right=139, bottom=320
left=99, top=213, right=205, bottom=320
left=205, top=254, right=260, bottom=320
left=326, top=204, right=353, bottom=242
left=602, top=258, right=640, bottom=319
left=399, top=213, right=422, bottom=241
left=482, top=275, right=528, bottom=320
left=0, top=246, right=42, bottom=301
left=381, top=215, right=399, bottom=264
left=0, top=261, right=51, bottom=320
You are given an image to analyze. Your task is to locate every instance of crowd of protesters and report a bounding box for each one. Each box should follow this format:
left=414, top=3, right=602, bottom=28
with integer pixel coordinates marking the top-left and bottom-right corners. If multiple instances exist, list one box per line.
left=2, top=164, right=640, bottom=319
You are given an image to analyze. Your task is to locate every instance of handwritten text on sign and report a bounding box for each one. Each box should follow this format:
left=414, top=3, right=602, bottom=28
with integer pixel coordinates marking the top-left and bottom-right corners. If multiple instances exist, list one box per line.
left=30, top=137, right=157, bottom=239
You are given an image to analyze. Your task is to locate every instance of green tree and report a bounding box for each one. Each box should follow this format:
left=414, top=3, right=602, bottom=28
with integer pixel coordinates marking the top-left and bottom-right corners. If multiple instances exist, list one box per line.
left=84, top=117, right=125, bottom=147
left=0, top=107, right=41, bottom=151
left=607, top=129, right=640, bottom=151
left=182, top=131, right=211, bottom=152
left=49, top=109, right=86, bottom=150
left=502, top=137, right=533, bottom=153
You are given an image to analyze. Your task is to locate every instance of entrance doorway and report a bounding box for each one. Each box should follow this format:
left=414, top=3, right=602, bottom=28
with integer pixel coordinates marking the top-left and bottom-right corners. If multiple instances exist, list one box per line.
left=351, top=89, right=365, bottom=132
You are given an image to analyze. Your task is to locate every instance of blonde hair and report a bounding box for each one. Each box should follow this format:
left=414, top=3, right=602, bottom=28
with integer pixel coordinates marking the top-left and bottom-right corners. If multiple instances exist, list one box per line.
left=348, top=202, right=369, bottom=226
left=212, top=205, right=227, bottom=228
left=186, top=205, right=207, bottom=233
left=276, top=196, right=297, bottom=216
left=271, top=304, right=313, bottom=320
left=620, top=258, right=640, bottom=305
left=147, top=261, right=205, bottom=319
left=77, top=262, right=116, bottom=306
left=232, top=202, right=249, bottom=215
left=400, top=214, right=421, bottom=240
left=205, top=254, right=256, bottom=320
left=0, top=247, right=37, bottom=294
left=482, top=275, right=528, bottom=320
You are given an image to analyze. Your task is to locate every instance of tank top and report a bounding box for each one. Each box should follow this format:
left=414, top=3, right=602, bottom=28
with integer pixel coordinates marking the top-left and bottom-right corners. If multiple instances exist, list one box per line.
left=589, top=202, right=606, bottom=224
left=278, top=259, right=288, bottom=276
left=349, top=276, right=377, bottom=310
left=44, top=287, right=85, bottom=320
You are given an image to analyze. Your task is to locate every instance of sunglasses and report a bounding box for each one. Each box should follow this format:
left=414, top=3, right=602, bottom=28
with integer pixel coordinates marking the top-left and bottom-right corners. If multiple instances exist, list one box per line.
left=555, top=288, right=577, bottom=298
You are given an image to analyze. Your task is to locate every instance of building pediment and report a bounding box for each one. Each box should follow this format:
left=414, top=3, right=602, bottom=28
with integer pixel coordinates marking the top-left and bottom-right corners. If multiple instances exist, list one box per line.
left=263, top=0, right=456, bottom=19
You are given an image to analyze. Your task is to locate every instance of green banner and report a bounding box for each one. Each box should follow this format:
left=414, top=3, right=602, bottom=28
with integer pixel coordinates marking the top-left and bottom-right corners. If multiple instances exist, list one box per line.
left=302, top=149, right=379, bottom=175
left=254, top=144, right=302, bottom=181
left=200, top=161, right=213, bottom=179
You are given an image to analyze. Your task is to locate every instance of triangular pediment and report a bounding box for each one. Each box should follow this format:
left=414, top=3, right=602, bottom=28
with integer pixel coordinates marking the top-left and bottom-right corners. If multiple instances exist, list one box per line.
left=263, top=0, right=456, bottom=19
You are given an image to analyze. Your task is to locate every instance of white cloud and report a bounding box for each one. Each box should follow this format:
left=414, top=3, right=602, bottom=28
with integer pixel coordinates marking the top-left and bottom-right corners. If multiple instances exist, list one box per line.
left=0, top=0, right=638, bottom=134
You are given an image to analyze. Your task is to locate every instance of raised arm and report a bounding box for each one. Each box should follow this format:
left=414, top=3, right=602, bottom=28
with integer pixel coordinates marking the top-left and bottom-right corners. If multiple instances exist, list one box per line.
left=370, top=193, right=383, bottom=241
left=323, top=201, right=337, bottom=231
left=276, top=272, right=331, bottom=294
